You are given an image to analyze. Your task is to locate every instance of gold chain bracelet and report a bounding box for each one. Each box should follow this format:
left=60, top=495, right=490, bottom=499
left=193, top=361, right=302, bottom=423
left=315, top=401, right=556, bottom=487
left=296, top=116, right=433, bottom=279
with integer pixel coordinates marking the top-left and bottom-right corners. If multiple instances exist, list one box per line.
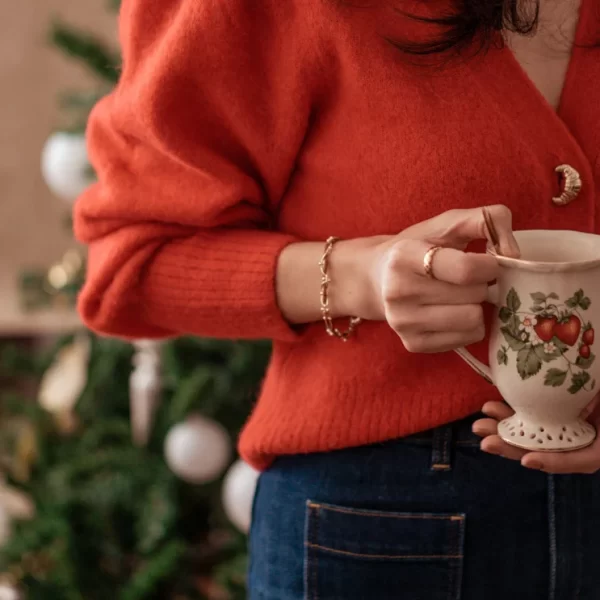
left=318, top=236, right=362, bottom=342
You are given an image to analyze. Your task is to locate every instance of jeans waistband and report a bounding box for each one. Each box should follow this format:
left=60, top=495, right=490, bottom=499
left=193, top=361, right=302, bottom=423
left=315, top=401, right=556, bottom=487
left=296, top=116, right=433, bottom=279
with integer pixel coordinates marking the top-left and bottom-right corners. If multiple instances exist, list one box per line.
left=402, top=413, right=482, bottom=472
left=404, top=413, right=481, bottom=444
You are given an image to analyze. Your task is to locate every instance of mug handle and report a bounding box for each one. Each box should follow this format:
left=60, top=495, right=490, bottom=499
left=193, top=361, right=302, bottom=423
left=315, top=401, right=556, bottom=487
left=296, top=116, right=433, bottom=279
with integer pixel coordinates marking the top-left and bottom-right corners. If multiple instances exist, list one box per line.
left=453, top=284, right=499, bottom=385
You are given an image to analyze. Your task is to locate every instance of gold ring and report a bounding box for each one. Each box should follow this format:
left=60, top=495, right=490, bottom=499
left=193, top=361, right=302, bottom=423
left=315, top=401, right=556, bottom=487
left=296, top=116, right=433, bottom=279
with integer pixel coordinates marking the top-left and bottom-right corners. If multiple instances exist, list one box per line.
left=423, top=245, right=442, bottom=279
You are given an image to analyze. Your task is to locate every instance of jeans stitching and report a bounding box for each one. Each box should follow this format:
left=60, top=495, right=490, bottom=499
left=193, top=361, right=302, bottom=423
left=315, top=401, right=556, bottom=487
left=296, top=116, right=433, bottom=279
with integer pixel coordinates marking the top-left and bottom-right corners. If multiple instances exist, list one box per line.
left=432, top=428, right=443, bottom=470
left=455, top=513, right=466, bottom=600
left=446, top=513, right=455, bottom=600
left=305, top=505, right=467, bottom=598
left=303, top=501, right=310, bottom=600
left=307, top=502, right=465, bottom=521
left=548, top=475, right=557, bottom=600
left=312, top=505, right=319, bottom=600
left=442, top=426, right=452, bottom=468
left=573, top=477, right=582, bottom=600
left=304, top=542, right=464, bottom=560
left=305, top=501, right=321, bottom=600
left=431, top=426, right=452, bottom=471
left=446, top=511, right=460, bottom=600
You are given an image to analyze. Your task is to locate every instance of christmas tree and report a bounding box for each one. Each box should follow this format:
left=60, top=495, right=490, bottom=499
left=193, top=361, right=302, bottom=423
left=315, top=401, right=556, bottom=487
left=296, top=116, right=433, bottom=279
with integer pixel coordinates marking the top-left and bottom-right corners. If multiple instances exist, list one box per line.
left=0, top=4, right=266, bottom=598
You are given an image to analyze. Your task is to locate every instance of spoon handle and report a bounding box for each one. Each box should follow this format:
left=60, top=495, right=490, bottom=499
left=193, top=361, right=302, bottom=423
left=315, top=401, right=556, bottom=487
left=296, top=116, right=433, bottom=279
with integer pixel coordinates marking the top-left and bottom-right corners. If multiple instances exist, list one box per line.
left=482, top=207, right=501, bottom=255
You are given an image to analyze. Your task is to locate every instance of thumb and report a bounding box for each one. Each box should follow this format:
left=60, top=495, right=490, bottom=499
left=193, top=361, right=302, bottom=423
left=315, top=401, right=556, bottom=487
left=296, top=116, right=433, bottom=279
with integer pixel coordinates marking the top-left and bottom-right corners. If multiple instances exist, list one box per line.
left=412, top=205, right=521, bottom=258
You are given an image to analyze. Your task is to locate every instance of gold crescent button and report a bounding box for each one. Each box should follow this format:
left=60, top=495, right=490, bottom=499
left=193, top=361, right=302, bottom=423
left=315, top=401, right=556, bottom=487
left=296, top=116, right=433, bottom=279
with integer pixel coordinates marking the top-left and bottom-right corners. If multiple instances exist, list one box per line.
left=553, top=164, right=582, bottom=206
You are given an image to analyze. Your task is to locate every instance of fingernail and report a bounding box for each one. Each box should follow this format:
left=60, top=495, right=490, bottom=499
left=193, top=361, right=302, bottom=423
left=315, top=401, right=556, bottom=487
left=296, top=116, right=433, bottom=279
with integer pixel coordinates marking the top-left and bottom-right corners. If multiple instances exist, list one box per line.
left=524, top=461, right=543, bottom=470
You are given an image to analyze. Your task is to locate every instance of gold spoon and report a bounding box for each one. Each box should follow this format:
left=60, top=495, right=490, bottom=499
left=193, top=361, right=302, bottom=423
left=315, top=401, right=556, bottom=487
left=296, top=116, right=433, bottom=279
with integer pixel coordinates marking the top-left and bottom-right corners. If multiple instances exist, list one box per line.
left=482, top=207, right=502, bottom=256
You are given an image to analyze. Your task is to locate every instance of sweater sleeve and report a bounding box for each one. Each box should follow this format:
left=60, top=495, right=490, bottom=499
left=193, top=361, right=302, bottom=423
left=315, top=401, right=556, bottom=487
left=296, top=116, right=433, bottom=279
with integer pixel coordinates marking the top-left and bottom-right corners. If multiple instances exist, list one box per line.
left=74, top=0, right=321, bottom=341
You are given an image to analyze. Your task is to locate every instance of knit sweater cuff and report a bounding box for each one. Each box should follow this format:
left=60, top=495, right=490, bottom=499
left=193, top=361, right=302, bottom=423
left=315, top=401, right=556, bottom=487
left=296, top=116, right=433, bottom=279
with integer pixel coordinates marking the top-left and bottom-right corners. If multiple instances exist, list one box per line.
left=138, top=229, right=301, bottom=341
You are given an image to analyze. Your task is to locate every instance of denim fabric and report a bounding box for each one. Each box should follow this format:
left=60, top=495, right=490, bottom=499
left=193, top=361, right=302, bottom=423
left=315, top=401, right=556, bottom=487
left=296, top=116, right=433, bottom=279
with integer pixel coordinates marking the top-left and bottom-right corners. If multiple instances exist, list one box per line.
left=248, top=415, right=600, bottom=600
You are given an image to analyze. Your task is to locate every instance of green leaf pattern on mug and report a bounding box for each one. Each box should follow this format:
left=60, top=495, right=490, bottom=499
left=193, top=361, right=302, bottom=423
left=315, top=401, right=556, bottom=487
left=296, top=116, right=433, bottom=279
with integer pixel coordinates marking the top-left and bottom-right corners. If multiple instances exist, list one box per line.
left=544, top=369, right=567, bottom=387
left=497, top=346, right=508, bottom=366
left=497, top=288, right=595, bottom=394
left=516, top=347, right=542, bottom=380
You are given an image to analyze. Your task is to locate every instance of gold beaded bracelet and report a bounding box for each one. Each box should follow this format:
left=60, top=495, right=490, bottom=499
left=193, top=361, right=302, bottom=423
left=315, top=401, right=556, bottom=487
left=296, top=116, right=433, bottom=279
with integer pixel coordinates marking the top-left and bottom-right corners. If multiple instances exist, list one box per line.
left=318, top=236, right=362, bottom=342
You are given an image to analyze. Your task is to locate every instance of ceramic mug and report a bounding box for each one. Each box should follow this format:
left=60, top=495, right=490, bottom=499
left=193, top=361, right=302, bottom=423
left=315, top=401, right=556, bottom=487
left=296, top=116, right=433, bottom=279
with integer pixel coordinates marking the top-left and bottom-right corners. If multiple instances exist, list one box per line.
left=455, top=230, right=600, bottom=452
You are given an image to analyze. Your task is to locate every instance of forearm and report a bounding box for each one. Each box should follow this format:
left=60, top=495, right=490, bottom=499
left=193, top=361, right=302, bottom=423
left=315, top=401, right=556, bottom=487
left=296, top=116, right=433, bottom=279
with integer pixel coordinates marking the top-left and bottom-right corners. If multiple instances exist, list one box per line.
left=275, top=236, right=390, bottom=325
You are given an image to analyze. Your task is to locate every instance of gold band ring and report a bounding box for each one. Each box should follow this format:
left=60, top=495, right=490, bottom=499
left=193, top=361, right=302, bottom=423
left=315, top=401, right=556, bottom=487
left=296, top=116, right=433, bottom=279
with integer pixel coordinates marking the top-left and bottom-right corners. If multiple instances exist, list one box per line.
left=423, top=245, right=443, bottom=279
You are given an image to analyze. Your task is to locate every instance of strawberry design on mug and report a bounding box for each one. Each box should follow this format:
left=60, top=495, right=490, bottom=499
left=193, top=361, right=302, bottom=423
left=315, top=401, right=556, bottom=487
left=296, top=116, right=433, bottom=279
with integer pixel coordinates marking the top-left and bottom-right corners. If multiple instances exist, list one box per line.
left=534, top=316, right=558, bottom=342
left=497, top=288, right=596, bottom=394
left=554, top=315, right=581, bottom=347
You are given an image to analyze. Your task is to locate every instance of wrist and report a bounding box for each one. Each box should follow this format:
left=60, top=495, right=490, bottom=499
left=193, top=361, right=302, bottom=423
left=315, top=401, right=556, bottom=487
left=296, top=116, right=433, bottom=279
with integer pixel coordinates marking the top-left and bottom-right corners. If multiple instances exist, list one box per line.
left=328, top=236, right=391, bottom=320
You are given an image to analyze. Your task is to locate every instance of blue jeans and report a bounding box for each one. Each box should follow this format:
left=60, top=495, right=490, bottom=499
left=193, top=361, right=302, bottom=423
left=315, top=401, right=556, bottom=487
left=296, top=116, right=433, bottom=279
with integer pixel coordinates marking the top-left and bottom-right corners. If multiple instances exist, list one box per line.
left=248, top=415, right=600, bottom=599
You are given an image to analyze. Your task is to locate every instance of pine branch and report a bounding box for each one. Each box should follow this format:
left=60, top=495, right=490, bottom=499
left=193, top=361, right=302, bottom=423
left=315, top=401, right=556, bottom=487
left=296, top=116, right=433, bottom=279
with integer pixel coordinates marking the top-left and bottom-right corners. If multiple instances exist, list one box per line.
left=0, top=334, right=267, bottom=597
left=135, top=472, right=178, bottom=554
left=50, top=22, right=120, bottom=83
left=118, top=540, right=186, bottom=600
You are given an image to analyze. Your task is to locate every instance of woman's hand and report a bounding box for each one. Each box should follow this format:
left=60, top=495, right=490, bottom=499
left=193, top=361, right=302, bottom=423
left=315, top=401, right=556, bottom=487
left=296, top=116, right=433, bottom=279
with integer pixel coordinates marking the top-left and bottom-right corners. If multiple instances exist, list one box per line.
left=276, top=204, right=519, bottom=341
left=473, top=400, right=600, bottom=474
left=352, top=205, right=520, bottom=353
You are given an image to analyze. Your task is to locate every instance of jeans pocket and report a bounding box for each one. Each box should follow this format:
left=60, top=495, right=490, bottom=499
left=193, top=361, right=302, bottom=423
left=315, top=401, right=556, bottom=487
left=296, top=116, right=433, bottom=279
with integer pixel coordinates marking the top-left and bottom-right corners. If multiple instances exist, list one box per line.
left=304, top=501, right=465, bottom=600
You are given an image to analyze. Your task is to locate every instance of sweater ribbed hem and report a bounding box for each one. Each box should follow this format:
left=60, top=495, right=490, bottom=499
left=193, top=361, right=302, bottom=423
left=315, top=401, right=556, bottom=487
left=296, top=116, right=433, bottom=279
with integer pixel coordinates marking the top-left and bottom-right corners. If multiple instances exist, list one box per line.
left=239, top=377, right=495, bottom=471
left=78, top=229, right=301, bottom=341
left=139, top=230, right=301, bottom=341
left=237, top=324, right=500, bottom=471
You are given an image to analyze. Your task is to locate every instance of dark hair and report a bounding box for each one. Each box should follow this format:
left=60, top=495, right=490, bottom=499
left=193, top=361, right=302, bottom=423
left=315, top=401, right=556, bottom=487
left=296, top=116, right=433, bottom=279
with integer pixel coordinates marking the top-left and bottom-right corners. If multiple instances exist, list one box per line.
left=386, top=1, right=540, bottom=55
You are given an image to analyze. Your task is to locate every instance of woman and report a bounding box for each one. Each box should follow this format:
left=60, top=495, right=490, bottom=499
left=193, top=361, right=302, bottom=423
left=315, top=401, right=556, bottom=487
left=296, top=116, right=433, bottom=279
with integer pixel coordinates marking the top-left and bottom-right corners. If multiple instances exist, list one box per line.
left=75, top=0, right=600, bottom=597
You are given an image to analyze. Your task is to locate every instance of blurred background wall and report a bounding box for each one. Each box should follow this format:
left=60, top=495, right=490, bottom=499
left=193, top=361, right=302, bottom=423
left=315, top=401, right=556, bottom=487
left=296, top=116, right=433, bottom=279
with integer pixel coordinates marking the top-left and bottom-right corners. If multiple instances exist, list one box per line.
left=0, top=0, right=116, bottom=333
left=0, top=4, right=262, bottom=598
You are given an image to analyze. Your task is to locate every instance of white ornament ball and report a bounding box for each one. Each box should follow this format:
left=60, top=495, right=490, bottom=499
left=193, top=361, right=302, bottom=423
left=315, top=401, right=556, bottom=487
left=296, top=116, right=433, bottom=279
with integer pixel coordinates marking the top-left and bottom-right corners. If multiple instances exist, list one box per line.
left=0, top=584, right=20, bottom=600
left=41, top=132, right=94, bottom=202
left=222, top=460, right=260, bottom=533
left=164, top=416, right=231, bottom=484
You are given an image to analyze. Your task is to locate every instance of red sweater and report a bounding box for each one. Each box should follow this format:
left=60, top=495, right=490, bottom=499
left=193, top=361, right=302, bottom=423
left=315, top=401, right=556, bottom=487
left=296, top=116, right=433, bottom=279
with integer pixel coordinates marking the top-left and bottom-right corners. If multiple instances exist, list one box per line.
left=74, top=0, right=600, bottom=470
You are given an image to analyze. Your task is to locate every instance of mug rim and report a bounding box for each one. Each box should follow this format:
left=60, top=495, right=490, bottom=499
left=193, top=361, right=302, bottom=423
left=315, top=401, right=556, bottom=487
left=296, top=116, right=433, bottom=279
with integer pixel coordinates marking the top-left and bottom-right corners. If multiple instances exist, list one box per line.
left=488, top=230, right=600, bottom=273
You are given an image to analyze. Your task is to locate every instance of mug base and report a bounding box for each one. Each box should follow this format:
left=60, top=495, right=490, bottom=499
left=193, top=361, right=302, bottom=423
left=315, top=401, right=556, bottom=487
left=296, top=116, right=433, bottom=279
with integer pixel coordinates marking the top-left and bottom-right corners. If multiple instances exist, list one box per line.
left=498, top=415, right=596, bottom=452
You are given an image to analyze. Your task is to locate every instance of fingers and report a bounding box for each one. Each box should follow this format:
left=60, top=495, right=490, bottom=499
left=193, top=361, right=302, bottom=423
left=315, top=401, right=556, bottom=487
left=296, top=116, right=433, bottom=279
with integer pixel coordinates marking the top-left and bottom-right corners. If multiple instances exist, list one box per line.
left=482, top=205, right=521, bottom=258
left=481, top=435, right=530, bottom=461
left=387, top=240, right=499, bottom=285
left=391, top=303, right=485, bottom=352
left=382, top=221, right=507, bottom=354
left=521, top=440, right=600, bottom=474
left=477, top=400, right=600, bottom=474
left=401, top=327, right=485, bottom=353
left=422, top=280, right=489, bottom=306
left=399, top=304, right=484, bottom=334
left=386, top=274, right=488, bottom=306
left=399, top=204, right=520, bottom=258
left=473, top=400, right=600, bottom=474
left=437, top=205, right=520, bottom=258
left=482, top=401, right=514, bottom=421
left=471, top=417, right=498, bottom=437
left=581, top=394, right=600, bottom=420
left=475, top=403, right=529, bottom=462
left=399, top=205, right=520, bottom=257
left=428, top=249, right=500, bottom=286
